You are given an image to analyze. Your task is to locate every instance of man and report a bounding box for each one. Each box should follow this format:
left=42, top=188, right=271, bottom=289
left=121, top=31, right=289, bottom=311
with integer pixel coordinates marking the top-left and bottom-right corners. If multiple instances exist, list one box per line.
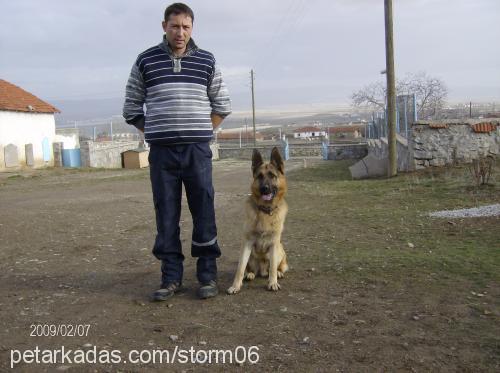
left=123, top=3, right=231, bottom=300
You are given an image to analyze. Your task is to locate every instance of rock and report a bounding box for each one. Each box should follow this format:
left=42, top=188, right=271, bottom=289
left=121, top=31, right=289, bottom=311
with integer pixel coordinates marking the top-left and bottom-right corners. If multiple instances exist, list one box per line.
left=280, top=307, right=288, bottom=312
left=82, top=343, right=93, bottom=349
left=169, top=335, right=179, bottom=342
left=300, top=337, right=310, bottom=344
left=407, top=242, right=415, bottom=249
left=56, top=366, right=71, bottom=371
left=412, top=315, right=420, bottom=321
left=199, top=341, right=207, bottom=345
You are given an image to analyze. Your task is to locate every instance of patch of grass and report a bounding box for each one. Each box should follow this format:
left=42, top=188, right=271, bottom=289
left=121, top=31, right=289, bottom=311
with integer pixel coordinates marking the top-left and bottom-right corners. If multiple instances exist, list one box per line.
left=286, top=160, right=500, bottom=287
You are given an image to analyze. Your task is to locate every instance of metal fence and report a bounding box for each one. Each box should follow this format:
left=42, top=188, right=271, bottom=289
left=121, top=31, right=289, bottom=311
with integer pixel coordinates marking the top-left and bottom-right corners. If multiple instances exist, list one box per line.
left=366, top=94, right=418, bottom=139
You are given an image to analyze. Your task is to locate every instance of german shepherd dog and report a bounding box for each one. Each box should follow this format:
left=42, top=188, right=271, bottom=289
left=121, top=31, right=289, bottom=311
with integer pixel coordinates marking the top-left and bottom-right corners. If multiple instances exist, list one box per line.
left=227, top=147, right=289, bottom=294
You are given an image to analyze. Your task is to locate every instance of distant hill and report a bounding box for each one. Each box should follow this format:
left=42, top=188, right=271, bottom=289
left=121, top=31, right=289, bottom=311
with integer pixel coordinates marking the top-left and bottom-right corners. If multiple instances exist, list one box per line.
left=53, top=97, right=361, bottom=129
left=52, top=97, right=125, bottom=124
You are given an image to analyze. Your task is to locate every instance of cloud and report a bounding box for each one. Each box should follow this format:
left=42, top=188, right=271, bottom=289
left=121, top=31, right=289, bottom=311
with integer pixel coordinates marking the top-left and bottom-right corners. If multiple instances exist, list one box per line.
left=0, top=0, right=498, bottom=111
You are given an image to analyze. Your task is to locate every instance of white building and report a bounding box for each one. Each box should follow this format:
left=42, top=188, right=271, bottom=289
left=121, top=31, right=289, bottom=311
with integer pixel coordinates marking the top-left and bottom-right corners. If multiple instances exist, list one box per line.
left=293, top=126, right=326, bottom=139
left=0, top=79, right=60, bottom=170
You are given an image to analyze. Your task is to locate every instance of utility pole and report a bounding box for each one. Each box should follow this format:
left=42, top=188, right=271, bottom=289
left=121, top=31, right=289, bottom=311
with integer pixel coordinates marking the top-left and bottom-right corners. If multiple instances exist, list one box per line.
left=251, top=69, right=257, bottom=147
left=244, top=117, right=248, bottom=145
left=384, top=0, right=397, bottom=177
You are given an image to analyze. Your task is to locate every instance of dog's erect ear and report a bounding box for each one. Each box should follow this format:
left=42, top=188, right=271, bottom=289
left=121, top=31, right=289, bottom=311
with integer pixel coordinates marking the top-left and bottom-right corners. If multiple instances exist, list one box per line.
left=270, top=147, right=285, bottom=174
left=252, top=149, right=263, bottom=174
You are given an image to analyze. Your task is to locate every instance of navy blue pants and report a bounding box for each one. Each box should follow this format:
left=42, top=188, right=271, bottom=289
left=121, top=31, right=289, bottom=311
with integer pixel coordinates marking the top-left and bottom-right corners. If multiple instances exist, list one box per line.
left=148, top=142, right=220, bottom=285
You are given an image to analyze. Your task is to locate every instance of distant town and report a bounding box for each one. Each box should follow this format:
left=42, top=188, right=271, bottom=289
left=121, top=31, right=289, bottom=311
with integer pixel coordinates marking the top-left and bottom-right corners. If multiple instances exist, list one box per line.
left=55, top=101, right=500, bottom=145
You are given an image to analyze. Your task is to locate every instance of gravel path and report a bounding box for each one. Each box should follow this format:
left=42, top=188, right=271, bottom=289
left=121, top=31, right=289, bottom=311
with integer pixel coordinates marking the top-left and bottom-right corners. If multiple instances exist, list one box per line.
left=429, top=204, right=500, bottom=218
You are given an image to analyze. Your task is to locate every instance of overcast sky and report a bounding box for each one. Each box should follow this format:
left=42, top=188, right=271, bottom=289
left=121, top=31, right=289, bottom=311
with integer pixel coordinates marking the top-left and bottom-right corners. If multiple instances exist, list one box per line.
left=1, top=0, right=499, bottom=113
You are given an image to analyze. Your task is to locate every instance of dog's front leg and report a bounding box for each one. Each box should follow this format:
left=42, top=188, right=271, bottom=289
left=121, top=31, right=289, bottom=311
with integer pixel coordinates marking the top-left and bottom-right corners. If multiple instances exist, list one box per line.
left=267, top=241, right=281, bottom=291
left=227, top=241, right=253, bottom=295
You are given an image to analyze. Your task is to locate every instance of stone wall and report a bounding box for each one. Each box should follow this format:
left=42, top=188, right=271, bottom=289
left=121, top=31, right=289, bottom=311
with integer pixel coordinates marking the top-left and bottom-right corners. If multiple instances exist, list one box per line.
left=410, top=119, right=499, bottom=169
left=80, top=140, right=139, bottom=168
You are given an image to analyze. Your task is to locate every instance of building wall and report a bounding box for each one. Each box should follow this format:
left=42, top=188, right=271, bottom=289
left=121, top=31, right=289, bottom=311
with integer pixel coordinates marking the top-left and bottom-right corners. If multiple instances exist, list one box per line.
left=0, top=111, right=56, bottom=170
left=294, top=131, right=326, bottom=139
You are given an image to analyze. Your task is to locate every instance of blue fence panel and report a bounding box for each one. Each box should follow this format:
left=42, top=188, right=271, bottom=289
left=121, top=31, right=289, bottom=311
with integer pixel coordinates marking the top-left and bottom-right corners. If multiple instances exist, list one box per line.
left=62, top=149, right=82, bottom=167
left=369, top=94, right=417, bottom=140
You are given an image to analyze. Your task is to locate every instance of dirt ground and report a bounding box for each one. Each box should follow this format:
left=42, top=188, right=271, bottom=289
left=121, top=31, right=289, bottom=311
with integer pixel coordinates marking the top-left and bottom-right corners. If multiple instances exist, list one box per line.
left=0, top=159, right=498, bottom=372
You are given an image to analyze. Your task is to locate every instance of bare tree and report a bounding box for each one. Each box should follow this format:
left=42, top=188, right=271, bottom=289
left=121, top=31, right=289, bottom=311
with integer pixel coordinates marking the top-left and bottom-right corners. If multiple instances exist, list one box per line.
left=351, top=81, right=386, bottom=110
left=351, top=72, right=448, bottom=119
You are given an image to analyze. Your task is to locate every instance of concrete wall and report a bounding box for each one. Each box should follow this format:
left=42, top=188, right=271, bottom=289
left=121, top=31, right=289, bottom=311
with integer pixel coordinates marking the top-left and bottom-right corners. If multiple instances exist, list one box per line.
left=289, top=145, right=322, bottom=157
left=218, top=146, right=284, bottom=160
left=410, top=119, right=499, bottom=169
left=218, top=144, right=321, bottom=159
left=80, top=140, right=139, bottom=168
left=367, top=135, right=412, bottom=172
left=55, top=128, right=80, bottom=149
left=327, top=143, right=368, bottom=160
left=0, top=111, right=56, bottom=170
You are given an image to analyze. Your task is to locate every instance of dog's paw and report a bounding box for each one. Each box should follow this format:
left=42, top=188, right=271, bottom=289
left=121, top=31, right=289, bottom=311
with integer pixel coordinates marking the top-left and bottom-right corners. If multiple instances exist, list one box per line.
left=226, top=285, right=241, bottom=295
left=267, top=281, right=281, bottom=291
left=277, top=271, right=285, bottom=279
left=245, top=272, right=255, bottom=281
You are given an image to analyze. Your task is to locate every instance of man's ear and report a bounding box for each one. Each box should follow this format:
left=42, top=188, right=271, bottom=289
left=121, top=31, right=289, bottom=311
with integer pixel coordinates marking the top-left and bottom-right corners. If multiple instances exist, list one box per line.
left=252, top=149, right=263, bottom=175
left=270, top=147, right=284, bottom=174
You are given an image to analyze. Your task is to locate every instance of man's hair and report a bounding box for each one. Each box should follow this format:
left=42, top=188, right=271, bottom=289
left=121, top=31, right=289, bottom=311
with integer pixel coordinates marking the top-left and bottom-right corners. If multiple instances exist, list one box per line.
left=164, top=3, right=194, bottom=23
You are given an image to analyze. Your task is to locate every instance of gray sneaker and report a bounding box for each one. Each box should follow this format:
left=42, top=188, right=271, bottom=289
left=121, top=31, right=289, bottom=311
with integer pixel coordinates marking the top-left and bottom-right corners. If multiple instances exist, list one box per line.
left=197, top=280, right=218, bottom=299
left=152, top=282, right=182, bottom=302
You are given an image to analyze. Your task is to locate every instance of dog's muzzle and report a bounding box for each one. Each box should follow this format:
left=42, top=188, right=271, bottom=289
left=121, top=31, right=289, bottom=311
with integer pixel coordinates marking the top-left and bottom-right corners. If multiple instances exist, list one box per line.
left=260, top=185, right=276, bottom=201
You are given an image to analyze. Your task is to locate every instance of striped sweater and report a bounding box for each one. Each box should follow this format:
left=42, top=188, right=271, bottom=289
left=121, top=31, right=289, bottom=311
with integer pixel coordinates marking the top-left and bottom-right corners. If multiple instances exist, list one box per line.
left=123, top=38, right=231, bottom=145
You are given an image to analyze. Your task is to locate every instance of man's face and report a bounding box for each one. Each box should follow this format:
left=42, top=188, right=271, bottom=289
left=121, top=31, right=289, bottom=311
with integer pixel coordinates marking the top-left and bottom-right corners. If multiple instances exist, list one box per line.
left=162, top=13, right=193, bottom=55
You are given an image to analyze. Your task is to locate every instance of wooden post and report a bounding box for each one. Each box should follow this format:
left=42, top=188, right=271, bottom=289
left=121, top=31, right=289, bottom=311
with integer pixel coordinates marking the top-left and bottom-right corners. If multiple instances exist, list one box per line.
left=251, top=69, right=257, bottom=147
left=385, top=0, right=397, bottom=177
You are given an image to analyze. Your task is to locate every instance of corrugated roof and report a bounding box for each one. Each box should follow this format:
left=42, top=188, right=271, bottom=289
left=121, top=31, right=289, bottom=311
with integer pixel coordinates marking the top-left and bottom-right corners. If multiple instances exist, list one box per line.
left=0, top=79, right=60, bottom=113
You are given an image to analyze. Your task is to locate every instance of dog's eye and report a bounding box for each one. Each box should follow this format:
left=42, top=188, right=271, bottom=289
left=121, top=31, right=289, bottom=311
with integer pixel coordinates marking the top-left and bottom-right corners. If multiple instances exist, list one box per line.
left=268, top=172, right=277, bottom=179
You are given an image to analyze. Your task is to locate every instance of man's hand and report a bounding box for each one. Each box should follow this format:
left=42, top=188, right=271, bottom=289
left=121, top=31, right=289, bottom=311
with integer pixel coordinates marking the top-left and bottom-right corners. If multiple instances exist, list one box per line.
left=211, top=113, right=224, bottom=130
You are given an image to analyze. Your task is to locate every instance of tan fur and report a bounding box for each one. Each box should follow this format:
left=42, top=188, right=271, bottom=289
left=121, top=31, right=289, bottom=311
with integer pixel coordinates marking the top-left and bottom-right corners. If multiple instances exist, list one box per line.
left=227, top=148, right=289, bottom=294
